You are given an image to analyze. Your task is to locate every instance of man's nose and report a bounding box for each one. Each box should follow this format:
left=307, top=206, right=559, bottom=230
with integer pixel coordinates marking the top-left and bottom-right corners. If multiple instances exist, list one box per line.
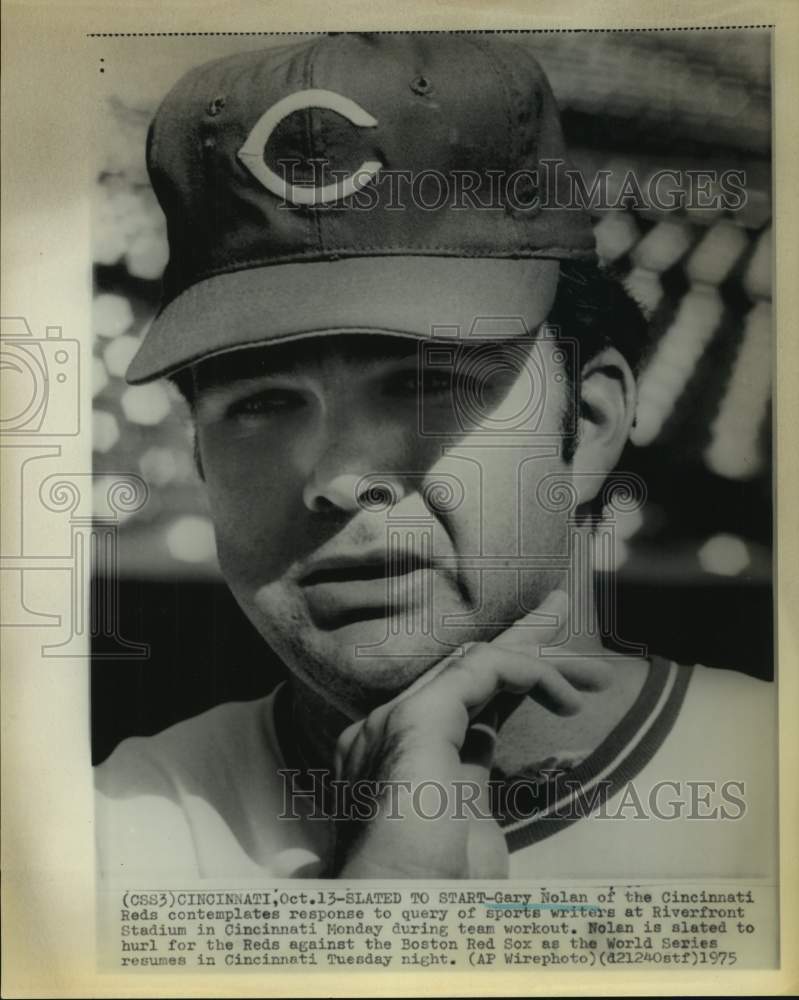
left=301, top=411, right=408, bottom=515
left=302, top=472, right=407, bottom=515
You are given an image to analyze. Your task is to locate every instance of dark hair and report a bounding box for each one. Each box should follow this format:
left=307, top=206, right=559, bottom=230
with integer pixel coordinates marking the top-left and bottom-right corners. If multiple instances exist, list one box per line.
left=550, top=259, right=649, bottom=372
left=544, top=259, right=649, bottom=465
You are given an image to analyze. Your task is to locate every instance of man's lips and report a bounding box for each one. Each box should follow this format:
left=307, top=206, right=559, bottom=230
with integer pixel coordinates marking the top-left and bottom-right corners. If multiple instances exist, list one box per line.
left=298, top=548, right=432, bottom=586
left=297, top=548, right=441, bottom=626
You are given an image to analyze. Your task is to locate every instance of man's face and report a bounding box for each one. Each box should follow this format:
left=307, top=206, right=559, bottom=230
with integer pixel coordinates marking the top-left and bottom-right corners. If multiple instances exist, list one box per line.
left=192, top=331, right=577, bottom=715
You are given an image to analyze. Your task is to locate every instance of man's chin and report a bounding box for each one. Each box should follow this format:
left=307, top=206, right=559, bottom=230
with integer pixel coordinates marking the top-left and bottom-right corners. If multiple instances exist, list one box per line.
left=250, top=583, right=483, bottom=704
left=325, top=610, right=462, bottom=651
left=313, top=614, right=463, bottom=689
left=267, top=613, right=469, bottom=708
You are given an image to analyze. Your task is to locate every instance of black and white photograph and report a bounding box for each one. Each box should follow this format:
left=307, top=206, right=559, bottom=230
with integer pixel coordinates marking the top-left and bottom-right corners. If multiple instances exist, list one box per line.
left=3, top=5, right=798, bottom=993
left=92, top=27, right=776, bottom=878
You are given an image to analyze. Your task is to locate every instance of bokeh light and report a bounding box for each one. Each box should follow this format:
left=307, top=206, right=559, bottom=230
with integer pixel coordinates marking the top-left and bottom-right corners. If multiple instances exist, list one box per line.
left=121, top=384, right=172, bottom=426
left=698, top=535, right=751, bottom=577
left=705, top=301, right=772, bottom=480
left=165, top=516, right=218, bottom=563
left=93, top=293, right=134, bottom=340
left=104, top=335, right=142, bottom=378
left=624, top=267, right=663, bottom=316
left=632, top=284, right=724, bottom=446
left=126, top=231, right=169, bottom=281
left=631, top=221, right=692, bottom=272
left=686, top=221, right=748, bottom=285
left=594, top=212, right=640, bottom=264
left=744, top=227, right=772, bottom=300
left=93, top=410, right=120, bottom=453
left=139, top=446, right=195, bottom=487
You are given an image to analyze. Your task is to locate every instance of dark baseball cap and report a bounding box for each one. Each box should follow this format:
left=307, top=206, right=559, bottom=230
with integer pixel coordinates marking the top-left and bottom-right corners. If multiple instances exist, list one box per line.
left=126, top=33, right=596, bottom=385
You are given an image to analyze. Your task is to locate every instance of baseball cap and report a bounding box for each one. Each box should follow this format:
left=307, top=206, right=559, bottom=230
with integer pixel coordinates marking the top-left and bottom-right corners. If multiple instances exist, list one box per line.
left=126, top=33, right=597, bottom=385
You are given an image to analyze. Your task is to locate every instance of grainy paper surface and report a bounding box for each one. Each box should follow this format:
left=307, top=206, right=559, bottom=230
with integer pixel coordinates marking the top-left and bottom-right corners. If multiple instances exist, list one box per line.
left=2, top=1, right=798, bottom=996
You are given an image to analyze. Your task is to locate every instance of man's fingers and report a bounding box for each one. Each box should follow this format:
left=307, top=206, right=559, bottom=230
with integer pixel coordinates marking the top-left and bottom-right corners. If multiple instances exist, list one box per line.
left=387, top=642, right=583, bottom=750
left=490, top=590, right=613, bottom=693
left=335, top=719, right=365, bottom=777
left=552, top=656, right=613, bottom=691
left=439, top=642, right=583, bottom=715
left=461, top=702, right=500, bottom=769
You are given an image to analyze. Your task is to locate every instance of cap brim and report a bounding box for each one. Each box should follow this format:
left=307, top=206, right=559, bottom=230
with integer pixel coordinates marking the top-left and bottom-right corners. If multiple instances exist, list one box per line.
left=125, top=256, right=560, bottom=384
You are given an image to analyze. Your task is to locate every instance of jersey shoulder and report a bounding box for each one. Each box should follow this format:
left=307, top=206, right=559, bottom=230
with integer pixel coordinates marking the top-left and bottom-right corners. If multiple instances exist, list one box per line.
left=647, top=662, right=776, bottom=810
left=674, top=663, right=774, bottom=758
left=94, top=691, right=296, bottom=877
left=95, top=692, right=282, bottom=802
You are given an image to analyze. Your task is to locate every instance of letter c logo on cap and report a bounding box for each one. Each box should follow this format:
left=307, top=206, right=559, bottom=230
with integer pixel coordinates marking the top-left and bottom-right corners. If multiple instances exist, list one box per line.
left=238, top=89, right=382, bottom=206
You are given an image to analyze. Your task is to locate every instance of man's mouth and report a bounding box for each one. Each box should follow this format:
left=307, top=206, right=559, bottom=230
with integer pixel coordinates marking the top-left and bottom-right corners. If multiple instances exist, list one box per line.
left=299, top=548, right=431, bottom=586
left=298, top=548, right=438, bottom=627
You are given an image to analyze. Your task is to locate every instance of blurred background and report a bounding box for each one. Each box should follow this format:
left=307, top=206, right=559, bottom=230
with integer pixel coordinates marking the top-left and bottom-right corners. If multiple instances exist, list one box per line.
left=92, top=31, right=773, bottom=761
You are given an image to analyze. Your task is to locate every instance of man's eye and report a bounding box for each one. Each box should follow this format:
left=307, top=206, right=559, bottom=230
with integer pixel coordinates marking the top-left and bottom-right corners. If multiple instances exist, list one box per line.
left=425, top=371, right=456, bottom=394
left=226, top=389, right=304, bottom=419
left=387, top=369, right=453, bottom=397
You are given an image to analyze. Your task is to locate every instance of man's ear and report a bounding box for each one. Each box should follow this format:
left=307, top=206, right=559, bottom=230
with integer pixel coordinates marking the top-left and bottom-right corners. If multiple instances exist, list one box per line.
left=571, top=347, right=637, bottom=505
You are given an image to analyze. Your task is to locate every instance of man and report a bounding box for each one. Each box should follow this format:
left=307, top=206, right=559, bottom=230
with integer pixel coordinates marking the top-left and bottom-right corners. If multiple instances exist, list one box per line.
left=95, top=33, right=774, bottom=880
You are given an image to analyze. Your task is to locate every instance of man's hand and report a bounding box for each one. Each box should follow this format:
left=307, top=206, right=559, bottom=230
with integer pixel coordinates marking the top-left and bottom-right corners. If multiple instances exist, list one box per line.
left=329, top=589, right=611, bottom=879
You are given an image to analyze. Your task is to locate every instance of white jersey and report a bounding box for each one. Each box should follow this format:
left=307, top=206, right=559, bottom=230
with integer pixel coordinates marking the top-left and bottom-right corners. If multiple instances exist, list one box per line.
left=94, top=657, right=776, bottom=880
